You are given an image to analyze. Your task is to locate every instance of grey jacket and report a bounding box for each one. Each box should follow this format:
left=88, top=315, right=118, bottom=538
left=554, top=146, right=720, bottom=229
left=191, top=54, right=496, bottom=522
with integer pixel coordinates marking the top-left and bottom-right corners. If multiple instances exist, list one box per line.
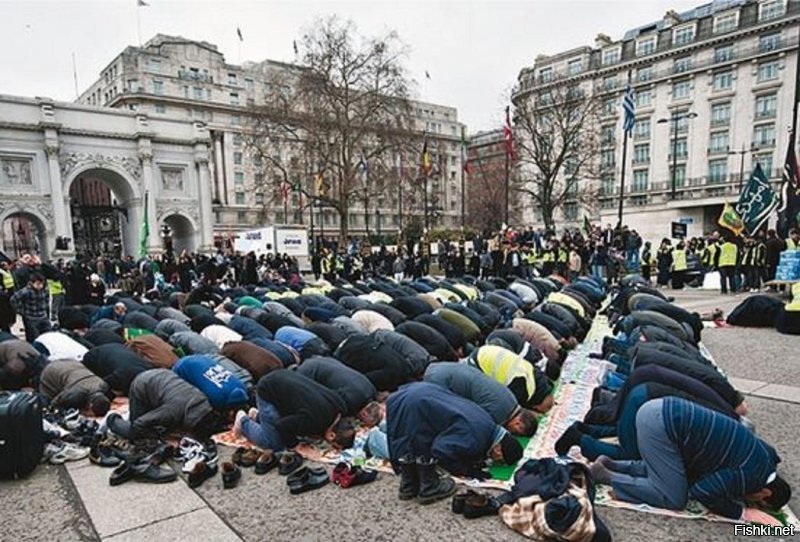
left=424, top=362, right=518, bottom=424
left=169, top=331, right=219, bottom=355
left=39, top=360, right=110, bottom=407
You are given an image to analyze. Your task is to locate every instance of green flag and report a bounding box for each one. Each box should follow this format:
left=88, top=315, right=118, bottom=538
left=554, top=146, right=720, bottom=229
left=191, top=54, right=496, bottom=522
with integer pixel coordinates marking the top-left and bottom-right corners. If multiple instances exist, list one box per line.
left=139, top=191, right=150, bottom=257
left=718, top=202, right=744, bottom=236
left=583, top=215, right=591, bottom=234
left=735, top=164, right=779, bottom=234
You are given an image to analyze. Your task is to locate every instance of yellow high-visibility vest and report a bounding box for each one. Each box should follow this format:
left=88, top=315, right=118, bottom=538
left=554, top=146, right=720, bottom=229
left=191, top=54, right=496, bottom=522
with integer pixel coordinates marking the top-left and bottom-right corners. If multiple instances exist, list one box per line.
left=473, top=345, right=535, bottom=401
left=542, top=251, right=555, bottom=263
left=47, top=279, right=64, bottom=296
left=787, top=239, right=798, bottom=251
left=557, top=248, right=569, bottom=263
left=719, top=242, right=738, bottom=267
left=0, top=269, right=14, bottom=290
left=672, top=249, right=687, bottom=272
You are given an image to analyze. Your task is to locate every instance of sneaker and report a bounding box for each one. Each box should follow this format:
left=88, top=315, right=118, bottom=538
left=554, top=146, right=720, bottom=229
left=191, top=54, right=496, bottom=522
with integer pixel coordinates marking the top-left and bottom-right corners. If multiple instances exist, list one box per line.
left=50, top=443, right=90, bottom=464
left=59, top=409, right=81, bottom=430
left=176, top=437, right=203, bottom=462
left=89, top=445, right=123, bottom=468
left=43, top=442, right=65, bottom=462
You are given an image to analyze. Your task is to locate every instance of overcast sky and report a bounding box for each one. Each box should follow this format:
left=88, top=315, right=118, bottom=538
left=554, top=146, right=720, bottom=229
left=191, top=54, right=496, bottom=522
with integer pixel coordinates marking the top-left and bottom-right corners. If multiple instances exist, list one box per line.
left=0, top=0, right=701, bottom=132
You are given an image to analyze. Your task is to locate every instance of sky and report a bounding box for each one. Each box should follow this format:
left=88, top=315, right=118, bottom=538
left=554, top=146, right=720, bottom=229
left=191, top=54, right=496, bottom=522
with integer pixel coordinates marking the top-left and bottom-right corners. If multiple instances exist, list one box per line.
left=0, top=0, right=702, bottom=132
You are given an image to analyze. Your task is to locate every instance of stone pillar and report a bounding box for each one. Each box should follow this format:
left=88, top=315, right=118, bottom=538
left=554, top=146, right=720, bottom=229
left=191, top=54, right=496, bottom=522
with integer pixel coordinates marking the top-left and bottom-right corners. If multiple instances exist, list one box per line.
left=43, top=134, right=73, bottom=257
left=124, top=198, right=143, bottom=257
left=195, top=143, right=215, bottom=253
left=213, top=133, right=225, bottom=204
left=138, top=138, right=161, bottom=253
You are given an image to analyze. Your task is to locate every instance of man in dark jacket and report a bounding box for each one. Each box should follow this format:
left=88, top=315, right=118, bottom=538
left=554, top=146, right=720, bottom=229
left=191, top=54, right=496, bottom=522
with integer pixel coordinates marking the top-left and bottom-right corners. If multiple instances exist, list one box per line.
left=39, top=360, right=112, bottom=416
left=395, top=321, right=457, bottom=361
left=82, top=343, right=153, bottom=395
left=0, top=339, right=48, bottom=390
left=423, top=362, right=537, bottom=437
left=296, top=356, right=377, bottom=418
left=235, top=369, right=354, bottom=452
left=591, top=397, right=791, bottom=521
left=106, top=368, right=218, bottom=441
left=334, top=334, right=419, bottom=391
left=387, top=382, right=523, bottom=504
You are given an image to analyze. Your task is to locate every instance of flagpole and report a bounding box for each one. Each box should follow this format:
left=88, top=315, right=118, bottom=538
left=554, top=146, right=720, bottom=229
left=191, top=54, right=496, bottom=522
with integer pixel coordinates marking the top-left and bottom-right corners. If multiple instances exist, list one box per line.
left=617, top=70, right=633, bottom=230
left=461, top=125, right=467, bottom=230
left=136, top=1, right=142, bottom=46
left=504, top=107, right=510, bottom=226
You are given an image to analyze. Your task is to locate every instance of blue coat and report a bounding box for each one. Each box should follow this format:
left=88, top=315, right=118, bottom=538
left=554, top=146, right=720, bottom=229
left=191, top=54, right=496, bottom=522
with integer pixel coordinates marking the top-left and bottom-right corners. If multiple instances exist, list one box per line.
left=228, top=315, right=273, bottom=341
left=173, top=355, right=248, bottom=409
left=387, top=382, right=498, bottom=475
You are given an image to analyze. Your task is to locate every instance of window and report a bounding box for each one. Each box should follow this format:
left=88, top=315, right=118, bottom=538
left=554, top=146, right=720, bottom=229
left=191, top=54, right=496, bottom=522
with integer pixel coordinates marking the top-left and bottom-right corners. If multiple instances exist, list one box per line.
left=255, top=192, right=264, bottom=205
left=759, top=33, right=782, bottom=53
left=149, top=58, right=162, bottom=72
left=126, top=78, right=139, bottom=92
left=155, top=104, right=166, bottom=114
left=152, top=80, right=163, bottom=95
left=602, top=97, right=616, bottom=116
left=539, top=67, right=554, bottom=83
left=234, top=152, right=243, bottom=165
left=713, top=71, right=733, bottom=92
left=601, top=148, right=615, bottom=168
left=673, top=56, right=692, bottom=74
left=757, top=61, right=780, bottom=82
left=244, top=78, right=254, bottom=91
left=193, top=87, right=203, bottom=99
left=708, top=159, right=728, bottom=183
left=633, top=118, right=651, bottom=140
left=235, top=192, right=246, bottom=205
left=673, top=25, right=695, bottom=46
left=759, top=0, right=786, bottom=21
left=637, top=66, right=653, bottom=83
left=671, top=137, right=688, bottom=159
left=602, top=48, right=620, bottom=65
left=711, top=102, right=731, bottom=126
left=672, top=80, right=691, bottom=100
left=755, top=93, right=777, bottom=119
left=206, top=89, right=213, bottom=100
left=714, top=44, right=735, bottom=63
left=234, top=172, right=244, bottom=185
left=183, top=86, right=189, bottom=98
left=636, top=89, right=652, bottom=108
left=601, top=125, right=615, bottom=144
left=603, top=76, right=617, bottom=91
left=753, top=123, right=776, bottom=148
left=633, top=170, right=649, bottom=192
left=228, top=73, right=238, bottom=86
left=709, top=131, right=730, bottom=153
left=713, top=11, right=739, bottom=34
left=231, top=114, right=241, bottom=125
left=671, top=164, right=687, bottom=187
left=563, top=203, right=578, bottom=221
left=237, top=211, right=246, bottom=223
left=754, top=153, right=773, bottom=176
left=229, top=92, right=239, bottom=105
left=636, top=37, right=656, bottom=56
left=633, top=143, right=650, bottom=164
left=567, top=59, right=582, bottom=75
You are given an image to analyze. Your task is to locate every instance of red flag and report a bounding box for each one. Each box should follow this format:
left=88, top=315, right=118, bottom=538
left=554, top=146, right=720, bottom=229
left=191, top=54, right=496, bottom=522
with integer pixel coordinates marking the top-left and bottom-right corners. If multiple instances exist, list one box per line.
left=503, top=106, right=515, bottom=161
left=280, top=182, right=290, bottom=203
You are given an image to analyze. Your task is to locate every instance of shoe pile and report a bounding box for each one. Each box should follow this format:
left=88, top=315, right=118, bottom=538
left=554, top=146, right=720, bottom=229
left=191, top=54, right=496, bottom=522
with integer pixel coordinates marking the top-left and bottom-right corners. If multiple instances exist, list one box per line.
left=43, top=442, right=91, bottom=465
left=452, top=490, right=501, bottom=519
left=109, top=441, right=178, bottom=486
left=40, top=408, right=101, bottom=465
left=175, top=437, right=219, bottom=489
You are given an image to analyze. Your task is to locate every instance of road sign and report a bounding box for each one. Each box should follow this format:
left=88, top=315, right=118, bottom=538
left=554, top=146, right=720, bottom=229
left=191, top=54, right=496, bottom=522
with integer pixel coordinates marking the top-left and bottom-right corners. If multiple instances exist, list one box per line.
left=671, top=221, right=688, bottom=239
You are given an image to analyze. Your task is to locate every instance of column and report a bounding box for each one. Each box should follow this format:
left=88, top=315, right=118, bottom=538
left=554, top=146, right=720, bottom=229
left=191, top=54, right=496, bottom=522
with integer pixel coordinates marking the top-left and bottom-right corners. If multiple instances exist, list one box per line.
left=124, top=198, right=143, bottom=257
left=43, top=139, right=72, bottom=255
left=195, top=143, right=215, bottom=253
left=138, top=139, right=160, bottom=253
left=213, top=133, right=225, bottom=204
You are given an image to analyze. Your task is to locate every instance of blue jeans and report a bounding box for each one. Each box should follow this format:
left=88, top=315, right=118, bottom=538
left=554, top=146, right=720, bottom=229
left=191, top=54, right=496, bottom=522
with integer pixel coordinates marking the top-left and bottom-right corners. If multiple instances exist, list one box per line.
left=608, top=399, right=688, bottom=510
left=365, top=422, right=389, bottom=460
left=240, top=396, right=286, bottom=451
left=591, top=264, right=604, bottom=279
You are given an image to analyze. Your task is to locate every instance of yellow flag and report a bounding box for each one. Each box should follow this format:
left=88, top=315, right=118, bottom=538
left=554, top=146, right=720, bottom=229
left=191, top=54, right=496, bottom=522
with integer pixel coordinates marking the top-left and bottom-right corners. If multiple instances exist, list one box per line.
left=718, top=202, right=744, bottom=236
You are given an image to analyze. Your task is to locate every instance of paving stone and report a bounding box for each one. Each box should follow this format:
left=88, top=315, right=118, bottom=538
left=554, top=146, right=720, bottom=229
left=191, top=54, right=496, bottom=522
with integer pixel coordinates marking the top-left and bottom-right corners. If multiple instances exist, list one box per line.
left=752, top=383, right=800, bottom=404
left=104, top=508, right=241, bottom=542
left=729, top=377, right=769, bottom=395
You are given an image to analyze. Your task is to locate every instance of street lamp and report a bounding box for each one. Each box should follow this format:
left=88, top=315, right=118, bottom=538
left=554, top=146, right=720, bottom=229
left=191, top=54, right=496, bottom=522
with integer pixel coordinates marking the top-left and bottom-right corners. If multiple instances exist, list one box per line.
left=728, top=146, right=752, bottom=192
left=657, top=111, right=698, bottom=200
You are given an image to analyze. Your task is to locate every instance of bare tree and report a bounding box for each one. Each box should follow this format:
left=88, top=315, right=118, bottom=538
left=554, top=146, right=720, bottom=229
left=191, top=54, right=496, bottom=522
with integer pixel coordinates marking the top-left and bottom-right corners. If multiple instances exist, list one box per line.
left=245, top=16, right=415, bottom=242
left=511, top=78, right=602, bottom=230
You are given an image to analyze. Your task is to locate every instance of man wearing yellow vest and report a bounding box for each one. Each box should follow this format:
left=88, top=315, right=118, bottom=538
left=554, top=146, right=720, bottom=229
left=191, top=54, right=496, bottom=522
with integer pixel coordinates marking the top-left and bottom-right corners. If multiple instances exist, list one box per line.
left=670, top=241, right=688, bottom=289
left=715, top=234, right=739, bottom=294
left=466, top=344, right=554, bottom=413
left=786, top=229, right=800, bottom=251
left=0, top=261, right=15, bottom=333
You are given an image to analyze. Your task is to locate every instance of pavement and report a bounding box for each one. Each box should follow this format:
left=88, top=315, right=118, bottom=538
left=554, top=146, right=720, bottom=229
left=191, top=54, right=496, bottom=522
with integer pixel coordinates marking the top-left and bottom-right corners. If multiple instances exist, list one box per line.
left=4, top=288, right=800, bottom=542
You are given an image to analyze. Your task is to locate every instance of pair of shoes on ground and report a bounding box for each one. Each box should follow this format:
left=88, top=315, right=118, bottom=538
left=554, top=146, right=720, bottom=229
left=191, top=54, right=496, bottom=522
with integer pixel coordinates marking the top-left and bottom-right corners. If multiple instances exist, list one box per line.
left=287, top=466, right=329, bottom=495
left=452, top=490, right=501, bottom=519
left=176, top=437, right=218, bottom=474
left=331, top=462, right=378, bottom=489
left=231, top=446, right=279, bottom=474
left=44, top=442, right=91, bottom=465
left=109, top=458, right=177, bottom=486
left=277, top=451, right=304, bottom=475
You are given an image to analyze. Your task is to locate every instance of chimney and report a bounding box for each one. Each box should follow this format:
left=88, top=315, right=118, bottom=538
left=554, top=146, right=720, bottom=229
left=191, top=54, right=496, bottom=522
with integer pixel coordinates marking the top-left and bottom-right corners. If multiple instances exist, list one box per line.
left=595, top=33, right=612, bottom=48
left=664, top=9, right=682, bottom=26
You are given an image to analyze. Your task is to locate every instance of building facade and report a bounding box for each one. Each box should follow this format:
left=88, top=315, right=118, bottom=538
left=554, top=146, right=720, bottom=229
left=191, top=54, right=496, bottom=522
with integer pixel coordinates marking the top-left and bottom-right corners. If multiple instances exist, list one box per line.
left=466, top=129, right=523, bottom=231
left=0, top=94, right=214, bottom=259
left=512, top=0, right=799, bottom=241
left=78, top=35, right=466, bottom=244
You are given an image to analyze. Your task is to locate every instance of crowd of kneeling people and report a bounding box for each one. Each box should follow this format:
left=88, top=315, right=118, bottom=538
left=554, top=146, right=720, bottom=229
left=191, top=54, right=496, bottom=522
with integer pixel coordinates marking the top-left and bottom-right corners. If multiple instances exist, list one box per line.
left=0, top=268, right=791, bottom=523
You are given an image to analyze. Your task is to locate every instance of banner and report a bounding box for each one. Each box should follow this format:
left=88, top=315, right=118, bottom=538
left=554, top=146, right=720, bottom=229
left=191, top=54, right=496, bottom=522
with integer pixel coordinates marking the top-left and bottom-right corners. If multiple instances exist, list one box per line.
left=718, top=203, right=744, bottom=236
left=735, top=164, right=778, bottom=234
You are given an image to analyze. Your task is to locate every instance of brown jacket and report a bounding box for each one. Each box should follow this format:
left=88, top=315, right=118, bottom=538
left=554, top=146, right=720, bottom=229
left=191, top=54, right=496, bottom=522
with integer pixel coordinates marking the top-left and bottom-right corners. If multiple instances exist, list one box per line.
left=126, top=335, right=179, bottom=368
left=220, top=341, right=282, bottom=379
left=511, top=319, right=562, bottom=363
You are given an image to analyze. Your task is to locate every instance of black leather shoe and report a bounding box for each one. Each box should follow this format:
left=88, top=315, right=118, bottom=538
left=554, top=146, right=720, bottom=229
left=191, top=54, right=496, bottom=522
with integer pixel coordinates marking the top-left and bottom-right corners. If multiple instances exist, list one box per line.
left=278, top=452, right=303, bottom=475
left=188, top=460, right=218, bottom=488
left=462, top=493, right=500, bottom=519
left=221, top=462, right=241, bottom=489
left=134, top=462, right=178, bottom=484
left=288, top=466, right=329, bottom=495
left=109, top=462, right=137, bottom=486
left=90, top=445, right=122, bottom=468
left=452, top=490, right=479, bottom=514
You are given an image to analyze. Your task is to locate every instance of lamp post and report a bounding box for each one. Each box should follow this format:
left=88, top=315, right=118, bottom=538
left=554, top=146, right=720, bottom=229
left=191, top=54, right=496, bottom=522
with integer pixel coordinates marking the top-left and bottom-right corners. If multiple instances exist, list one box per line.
left=728, top=146, right=751, bottom=192
left=657, top=111, right=697, bottom=200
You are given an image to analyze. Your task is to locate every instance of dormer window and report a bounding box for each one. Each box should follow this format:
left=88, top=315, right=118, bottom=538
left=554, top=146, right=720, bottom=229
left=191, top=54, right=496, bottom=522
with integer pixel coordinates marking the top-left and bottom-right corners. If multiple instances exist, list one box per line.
left=602, top=47, right=621, bottom=65
left=673, top=24, right=695, bottom=46
left=636, top=37, right=656, bottom=56
left=713, top=11, right=739, bottom=33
